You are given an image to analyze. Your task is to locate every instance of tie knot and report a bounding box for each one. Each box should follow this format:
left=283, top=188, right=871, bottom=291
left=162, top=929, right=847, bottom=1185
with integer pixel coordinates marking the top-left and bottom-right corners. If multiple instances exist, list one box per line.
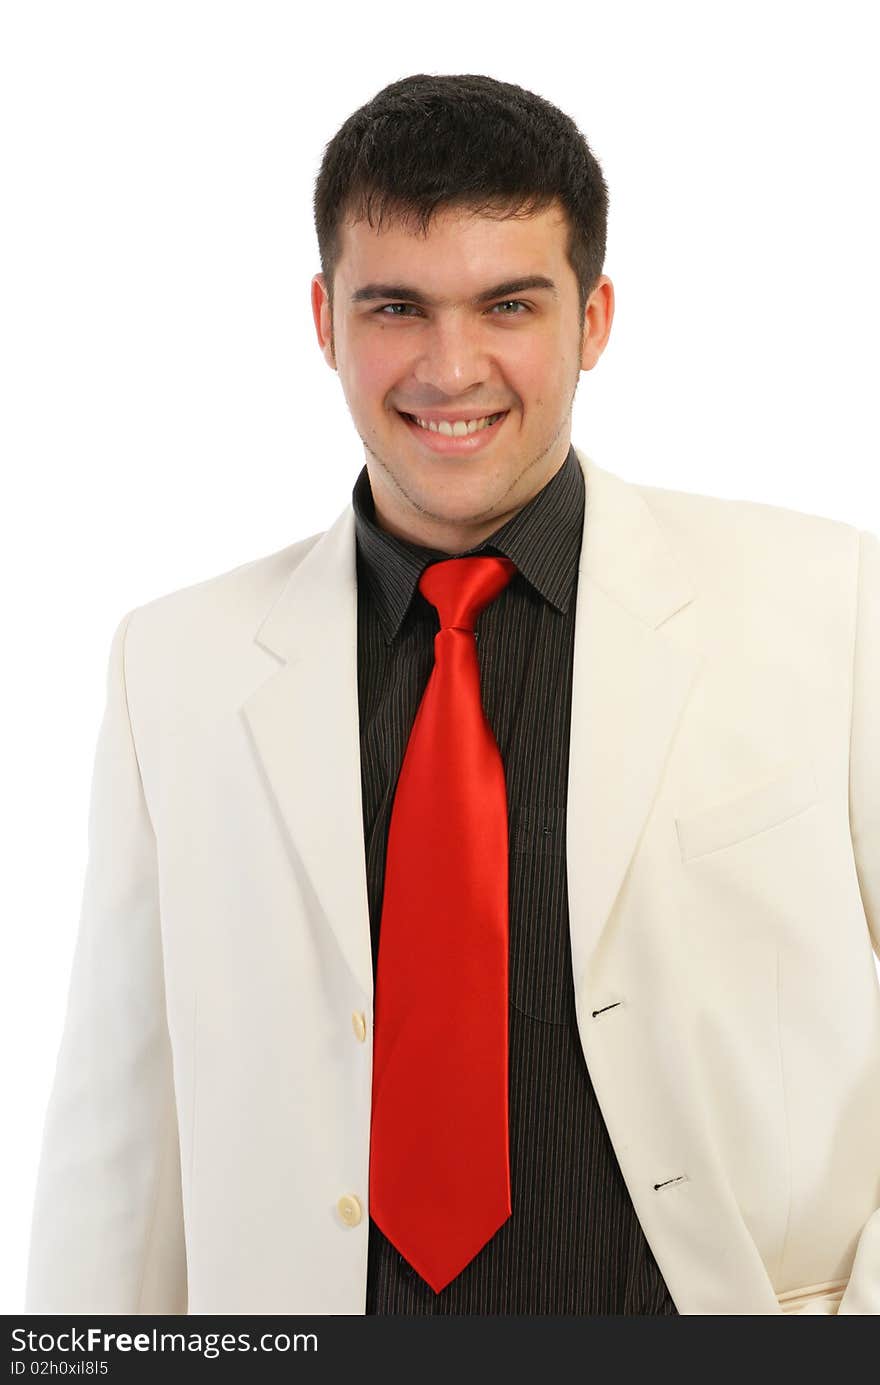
left=418, top=555, right=517, bottom=631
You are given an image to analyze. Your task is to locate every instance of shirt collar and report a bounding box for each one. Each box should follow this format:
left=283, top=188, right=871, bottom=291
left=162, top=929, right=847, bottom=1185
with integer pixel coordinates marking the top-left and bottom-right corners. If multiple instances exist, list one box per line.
left=352, top=442, right=585, bottom=644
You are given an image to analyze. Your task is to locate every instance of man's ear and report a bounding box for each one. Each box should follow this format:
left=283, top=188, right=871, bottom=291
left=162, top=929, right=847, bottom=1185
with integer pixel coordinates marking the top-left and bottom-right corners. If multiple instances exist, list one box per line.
left=311, top=273, right=336, bottom=369
left=580, top=275, right=615, bottom=372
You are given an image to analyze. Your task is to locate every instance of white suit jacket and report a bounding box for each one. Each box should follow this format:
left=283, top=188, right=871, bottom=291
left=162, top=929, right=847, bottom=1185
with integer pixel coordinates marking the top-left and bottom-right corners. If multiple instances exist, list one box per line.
left=25, top=446, right=880, bottom=1315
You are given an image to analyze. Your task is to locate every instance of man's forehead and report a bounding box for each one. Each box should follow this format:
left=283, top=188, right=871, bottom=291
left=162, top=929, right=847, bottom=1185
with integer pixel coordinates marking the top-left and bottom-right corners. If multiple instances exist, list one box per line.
left=337, top=202, right=570, bottom=288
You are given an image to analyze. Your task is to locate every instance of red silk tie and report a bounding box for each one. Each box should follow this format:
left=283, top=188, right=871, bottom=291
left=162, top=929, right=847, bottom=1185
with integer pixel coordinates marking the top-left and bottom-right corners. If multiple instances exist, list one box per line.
left=369, top=554, right=518, bottom=1294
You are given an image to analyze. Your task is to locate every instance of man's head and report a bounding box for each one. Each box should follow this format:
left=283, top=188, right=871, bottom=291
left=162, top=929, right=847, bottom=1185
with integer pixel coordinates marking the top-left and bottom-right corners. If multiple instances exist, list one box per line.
left=311, top=74, right=614, bottom=553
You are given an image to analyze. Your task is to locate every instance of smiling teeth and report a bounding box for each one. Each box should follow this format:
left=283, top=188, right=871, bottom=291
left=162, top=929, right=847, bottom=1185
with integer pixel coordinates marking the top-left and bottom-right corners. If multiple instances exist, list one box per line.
left=411, top=412, right=503, bottom=436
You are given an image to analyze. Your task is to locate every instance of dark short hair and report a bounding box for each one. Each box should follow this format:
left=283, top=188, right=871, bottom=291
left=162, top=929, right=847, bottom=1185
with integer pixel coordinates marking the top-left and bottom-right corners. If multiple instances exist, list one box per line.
left=313, top=73, right=609, bottom=327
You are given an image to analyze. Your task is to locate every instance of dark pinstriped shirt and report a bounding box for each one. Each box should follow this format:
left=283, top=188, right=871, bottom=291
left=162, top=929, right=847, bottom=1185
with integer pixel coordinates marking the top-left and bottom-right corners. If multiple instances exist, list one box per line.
left=354, top=442, right=677, bottom=1315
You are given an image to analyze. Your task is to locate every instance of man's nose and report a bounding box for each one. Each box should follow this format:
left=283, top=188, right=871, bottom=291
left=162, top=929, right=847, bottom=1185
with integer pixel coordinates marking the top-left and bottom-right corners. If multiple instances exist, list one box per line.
left=411, top=314, right=493, bottom=396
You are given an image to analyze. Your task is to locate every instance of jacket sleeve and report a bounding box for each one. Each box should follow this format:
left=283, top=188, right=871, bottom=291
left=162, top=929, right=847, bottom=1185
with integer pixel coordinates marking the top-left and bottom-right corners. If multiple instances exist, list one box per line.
left=25, top=609, right=187, bottom=1314
left=837, top=525, right=880, bottom=1315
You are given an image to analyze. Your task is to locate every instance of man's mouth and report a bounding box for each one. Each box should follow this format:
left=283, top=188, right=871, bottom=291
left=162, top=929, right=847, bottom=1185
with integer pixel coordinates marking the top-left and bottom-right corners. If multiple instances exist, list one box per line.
left=394, top=407, right=511, bottom=456
left=397, top=410, right=508, bottom=437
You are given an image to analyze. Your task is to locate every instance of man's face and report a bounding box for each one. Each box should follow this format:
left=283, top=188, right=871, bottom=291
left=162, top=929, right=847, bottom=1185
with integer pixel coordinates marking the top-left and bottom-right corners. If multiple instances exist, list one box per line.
left=312, top=200, right=613, bottom=552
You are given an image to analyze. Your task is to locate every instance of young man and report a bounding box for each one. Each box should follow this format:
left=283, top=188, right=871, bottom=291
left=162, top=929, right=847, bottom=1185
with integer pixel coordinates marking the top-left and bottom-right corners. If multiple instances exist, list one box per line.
left=26, top=74, right=880, bottom=1316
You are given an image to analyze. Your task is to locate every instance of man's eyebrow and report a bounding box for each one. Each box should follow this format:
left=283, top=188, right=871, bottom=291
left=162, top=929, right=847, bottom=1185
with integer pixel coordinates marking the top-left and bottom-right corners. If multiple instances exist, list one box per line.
left=350, top=275, right=559, bottom=306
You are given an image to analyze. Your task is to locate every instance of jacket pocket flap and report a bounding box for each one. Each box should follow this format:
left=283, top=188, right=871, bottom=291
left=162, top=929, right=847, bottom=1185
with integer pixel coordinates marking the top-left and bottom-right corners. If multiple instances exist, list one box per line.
left=776, top=1277, right=847, bottom=1313
left=676, top=759, right=818, bottom=863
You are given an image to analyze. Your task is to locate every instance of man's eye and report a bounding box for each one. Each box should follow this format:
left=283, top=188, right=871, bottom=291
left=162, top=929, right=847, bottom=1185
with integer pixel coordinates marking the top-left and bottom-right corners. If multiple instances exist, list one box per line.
left=376, top=303, right=419, bottom=316
left=375, top=300, right=531, bottom=317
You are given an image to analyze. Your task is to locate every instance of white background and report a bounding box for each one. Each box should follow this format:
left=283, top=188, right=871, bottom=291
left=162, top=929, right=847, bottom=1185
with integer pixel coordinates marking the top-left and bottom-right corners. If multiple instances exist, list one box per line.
left=2, top=0, right=878, bottom=1312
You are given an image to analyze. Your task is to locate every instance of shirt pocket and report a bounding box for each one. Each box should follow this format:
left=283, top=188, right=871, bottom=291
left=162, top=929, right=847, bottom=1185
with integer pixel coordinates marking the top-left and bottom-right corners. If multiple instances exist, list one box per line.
left=675, top=758, right=819, bottom=864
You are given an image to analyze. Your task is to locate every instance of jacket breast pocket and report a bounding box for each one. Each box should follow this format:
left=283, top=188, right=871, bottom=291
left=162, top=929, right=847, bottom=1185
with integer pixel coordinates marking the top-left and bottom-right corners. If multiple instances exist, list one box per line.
left=675, top=758, right=819, bottom=864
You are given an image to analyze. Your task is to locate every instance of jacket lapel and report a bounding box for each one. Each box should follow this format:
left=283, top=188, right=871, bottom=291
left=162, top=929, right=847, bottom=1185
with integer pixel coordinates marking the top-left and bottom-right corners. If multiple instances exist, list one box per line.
left=565, top=451, right=702, bottom=987
left=241, top=499, right=375, bottom=1002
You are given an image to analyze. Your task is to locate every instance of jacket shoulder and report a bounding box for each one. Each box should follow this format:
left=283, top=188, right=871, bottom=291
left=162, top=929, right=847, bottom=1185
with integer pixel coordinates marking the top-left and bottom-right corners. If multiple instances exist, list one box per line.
left=119, top=530, right=325, bottom=642
left=632, top=476, right=862, bottom=591
left=635, top=476, right=858, bottom=548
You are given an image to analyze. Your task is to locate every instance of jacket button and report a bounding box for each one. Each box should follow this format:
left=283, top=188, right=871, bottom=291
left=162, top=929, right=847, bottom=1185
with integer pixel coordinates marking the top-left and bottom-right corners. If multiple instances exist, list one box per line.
left=337, top=1194, right=363, bottom=1227
left=351, top=1011, right=367, bottom=1042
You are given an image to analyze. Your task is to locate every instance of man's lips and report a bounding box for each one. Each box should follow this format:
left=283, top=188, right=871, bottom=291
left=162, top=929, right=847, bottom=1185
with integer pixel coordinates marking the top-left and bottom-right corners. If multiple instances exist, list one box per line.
left=396, top=408, right=510, bottom=454
left=397, top=409, right=509, bottom=424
